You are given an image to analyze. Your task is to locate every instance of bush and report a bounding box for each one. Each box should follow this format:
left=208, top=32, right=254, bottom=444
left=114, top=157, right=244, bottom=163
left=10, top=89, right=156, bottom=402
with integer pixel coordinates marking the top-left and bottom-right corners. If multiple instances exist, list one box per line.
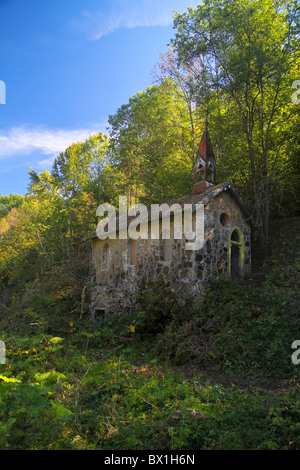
left=152, top=279, right=300, bottom=379
left=0, top=378, right=73, bottom=449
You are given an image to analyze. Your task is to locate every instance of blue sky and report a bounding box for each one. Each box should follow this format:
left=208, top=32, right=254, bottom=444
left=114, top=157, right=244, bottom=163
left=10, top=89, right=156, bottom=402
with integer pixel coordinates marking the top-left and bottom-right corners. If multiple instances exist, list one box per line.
left=0, top=0, right=200, bottom=196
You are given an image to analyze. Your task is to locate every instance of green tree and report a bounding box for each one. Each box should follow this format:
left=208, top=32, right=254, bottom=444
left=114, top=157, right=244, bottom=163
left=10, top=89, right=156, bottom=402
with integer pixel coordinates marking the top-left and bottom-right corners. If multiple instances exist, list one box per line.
left=153, top=46, right=207, bottom=162
left=28, top=133, right=109, bottom=259
left=172, top=0, right=300, bottom=247
left=0, top=194, right=24, bottom=219
left=108, top=84, right=194, bottom=206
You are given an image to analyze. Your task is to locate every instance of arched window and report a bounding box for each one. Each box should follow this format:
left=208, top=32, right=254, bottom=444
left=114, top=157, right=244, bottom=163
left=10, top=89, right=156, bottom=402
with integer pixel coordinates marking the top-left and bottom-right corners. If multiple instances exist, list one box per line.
left=231, top=229, right=240, bottom=242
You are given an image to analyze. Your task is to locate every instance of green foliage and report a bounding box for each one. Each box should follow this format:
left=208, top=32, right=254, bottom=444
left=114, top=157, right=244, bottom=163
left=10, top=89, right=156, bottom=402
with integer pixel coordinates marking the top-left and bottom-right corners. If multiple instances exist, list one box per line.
left=0, top=281, right=299, bottom=450
left=0, top=0, right=299, bottom=451
left=150, top=277, right=300, bottom=378
left=172, top=0, right=300, bottom=245
left=198, top=280, right=299, bottom=377
left=108, top=84, right=194, bottom=206
left=261, top=218, right=300, bottom=297
left=65, top=355, right=300, bottom=450
left=134, top=281, right=181, bottom=339
left=0, top=194, right=24, bottom=219
left=0, top=332, right=75, bottom=449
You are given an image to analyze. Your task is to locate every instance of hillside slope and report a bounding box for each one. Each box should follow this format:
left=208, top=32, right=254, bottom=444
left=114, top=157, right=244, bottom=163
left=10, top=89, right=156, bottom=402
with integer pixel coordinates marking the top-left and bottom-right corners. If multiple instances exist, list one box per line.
left=135, top=217, right=300, bottom=383
left=0, top=218, right=299, bottom=450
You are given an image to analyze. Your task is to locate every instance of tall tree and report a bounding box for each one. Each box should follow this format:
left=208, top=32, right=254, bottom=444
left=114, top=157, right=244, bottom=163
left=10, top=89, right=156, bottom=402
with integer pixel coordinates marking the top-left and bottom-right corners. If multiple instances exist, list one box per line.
left=28, top=133, right=110, bottom=259
left=172, top=0, right=300, bottom=248
left=51, top=133, right=109, bottom=256
left=152, top=46, right=205, bottom=162
left=108, top=84, right=194, bottom=206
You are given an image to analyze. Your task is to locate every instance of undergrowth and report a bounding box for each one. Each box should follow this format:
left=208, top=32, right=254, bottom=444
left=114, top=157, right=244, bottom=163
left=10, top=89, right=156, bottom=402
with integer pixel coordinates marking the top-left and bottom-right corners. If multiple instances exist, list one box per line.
left=0, top=218, right=299, bottom=450
left=160, top=280, right=299, bottom=378
left=0, top=329, right=299, bottom=450
left=1, top=275, right=299, bottom=450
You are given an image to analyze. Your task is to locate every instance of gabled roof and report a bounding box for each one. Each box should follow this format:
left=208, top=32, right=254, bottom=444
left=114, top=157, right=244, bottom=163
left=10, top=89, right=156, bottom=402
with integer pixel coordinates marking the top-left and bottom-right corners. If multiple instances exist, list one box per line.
left=83, top=181, right=257, bottom=241
left=155, top=180, right=257, bottom=226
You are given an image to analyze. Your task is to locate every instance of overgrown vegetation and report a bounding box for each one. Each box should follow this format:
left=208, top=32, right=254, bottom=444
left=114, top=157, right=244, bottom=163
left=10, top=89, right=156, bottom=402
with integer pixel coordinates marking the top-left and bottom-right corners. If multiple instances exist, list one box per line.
left=0, top=216, right=299, bottom=449
left=0, top=307, right=299, bottom=450
left=0, top=0, right=300, bottom=450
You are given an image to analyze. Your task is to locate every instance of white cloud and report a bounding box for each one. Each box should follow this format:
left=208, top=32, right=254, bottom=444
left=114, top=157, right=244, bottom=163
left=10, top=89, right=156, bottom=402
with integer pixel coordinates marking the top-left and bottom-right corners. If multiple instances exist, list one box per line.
left=71, top=0, right=200, bottom=40
left=0, top=125, right=105, bottom=168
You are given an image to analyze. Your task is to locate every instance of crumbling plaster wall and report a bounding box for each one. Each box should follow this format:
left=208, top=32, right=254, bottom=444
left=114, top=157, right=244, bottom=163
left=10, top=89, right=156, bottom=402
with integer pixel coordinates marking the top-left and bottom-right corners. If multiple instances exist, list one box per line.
left=89, top=192, right=251, bottom=318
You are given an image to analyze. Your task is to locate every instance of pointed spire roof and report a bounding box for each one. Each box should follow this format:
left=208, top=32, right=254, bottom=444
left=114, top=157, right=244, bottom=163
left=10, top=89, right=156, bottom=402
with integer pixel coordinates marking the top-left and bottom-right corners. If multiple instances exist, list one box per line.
left=191, top=122, right=217, bottom=195
left=194, top=123, right=216, bottom=178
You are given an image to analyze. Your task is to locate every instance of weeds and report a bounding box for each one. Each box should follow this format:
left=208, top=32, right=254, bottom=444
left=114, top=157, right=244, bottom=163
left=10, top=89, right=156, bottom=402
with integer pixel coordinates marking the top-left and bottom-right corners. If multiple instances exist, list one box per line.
left=0, top=318, right=299, bottom=450
left=0, top=219, right=299, bottom=450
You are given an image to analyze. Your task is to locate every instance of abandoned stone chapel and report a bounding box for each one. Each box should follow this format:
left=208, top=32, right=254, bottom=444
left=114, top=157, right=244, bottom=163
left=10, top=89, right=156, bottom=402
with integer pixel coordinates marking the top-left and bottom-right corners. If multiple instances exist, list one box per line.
left=85, top=126, right=256, bottom=318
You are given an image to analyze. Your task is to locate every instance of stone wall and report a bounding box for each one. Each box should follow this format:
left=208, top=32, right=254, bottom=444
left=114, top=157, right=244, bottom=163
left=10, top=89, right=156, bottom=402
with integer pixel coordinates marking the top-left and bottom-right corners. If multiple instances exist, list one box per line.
left=89, top=191, right=251, bottom=318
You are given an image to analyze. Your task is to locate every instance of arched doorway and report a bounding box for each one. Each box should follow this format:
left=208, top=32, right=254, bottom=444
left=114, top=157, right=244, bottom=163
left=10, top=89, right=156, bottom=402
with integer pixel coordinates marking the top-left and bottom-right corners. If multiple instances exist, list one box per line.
left=229, top=228, right=243, bottom=281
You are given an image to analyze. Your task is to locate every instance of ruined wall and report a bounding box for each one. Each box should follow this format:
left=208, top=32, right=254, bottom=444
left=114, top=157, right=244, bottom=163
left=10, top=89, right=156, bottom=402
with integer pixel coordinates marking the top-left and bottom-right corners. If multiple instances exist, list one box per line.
left=89, top=191, right=251, bottom=318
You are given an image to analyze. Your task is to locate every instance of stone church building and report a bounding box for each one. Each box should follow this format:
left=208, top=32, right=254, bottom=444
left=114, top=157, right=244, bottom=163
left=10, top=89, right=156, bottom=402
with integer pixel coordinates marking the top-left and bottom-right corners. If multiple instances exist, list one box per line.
left=85, top=127, right=256, bottom=318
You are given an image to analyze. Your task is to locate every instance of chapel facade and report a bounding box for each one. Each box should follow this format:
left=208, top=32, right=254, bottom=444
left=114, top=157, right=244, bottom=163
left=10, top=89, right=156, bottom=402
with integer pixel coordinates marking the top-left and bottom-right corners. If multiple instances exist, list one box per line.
left=85, top=127, right=255, bottom=318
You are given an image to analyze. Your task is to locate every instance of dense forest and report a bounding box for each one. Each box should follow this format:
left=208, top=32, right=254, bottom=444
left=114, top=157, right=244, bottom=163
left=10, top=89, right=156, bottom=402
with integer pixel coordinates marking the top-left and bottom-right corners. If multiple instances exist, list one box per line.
left=0, top=0, right=299, bottom=451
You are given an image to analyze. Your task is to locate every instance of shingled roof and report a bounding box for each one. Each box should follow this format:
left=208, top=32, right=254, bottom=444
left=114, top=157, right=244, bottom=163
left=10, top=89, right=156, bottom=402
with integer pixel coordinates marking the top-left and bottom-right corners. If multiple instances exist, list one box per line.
left=83, top=181, right=257, bottom=241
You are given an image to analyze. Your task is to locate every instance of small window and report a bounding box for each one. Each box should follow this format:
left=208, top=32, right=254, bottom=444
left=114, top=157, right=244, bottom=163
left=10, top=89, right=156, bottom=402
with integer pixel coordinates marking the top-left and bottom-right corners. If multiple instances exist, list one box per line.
left=161, top=228, right=172, bottom=261
left=220, top=212, right=231, bottom=228
left=127, top=239, right=136, bottom=266
left=94, top=308, right=105, bottom=319
left=102, top=243, right=109, bottom=267
left=163, top=238, right=172, bottom=261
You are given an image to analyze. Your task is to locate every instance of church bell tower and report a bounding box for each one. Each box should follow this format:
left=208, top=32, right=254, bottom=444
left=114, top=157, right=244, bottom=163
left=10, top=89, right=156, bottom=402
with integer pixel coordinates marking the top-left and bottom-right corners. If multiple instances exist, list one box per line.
left=191, top=123, right=216, bottom=195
